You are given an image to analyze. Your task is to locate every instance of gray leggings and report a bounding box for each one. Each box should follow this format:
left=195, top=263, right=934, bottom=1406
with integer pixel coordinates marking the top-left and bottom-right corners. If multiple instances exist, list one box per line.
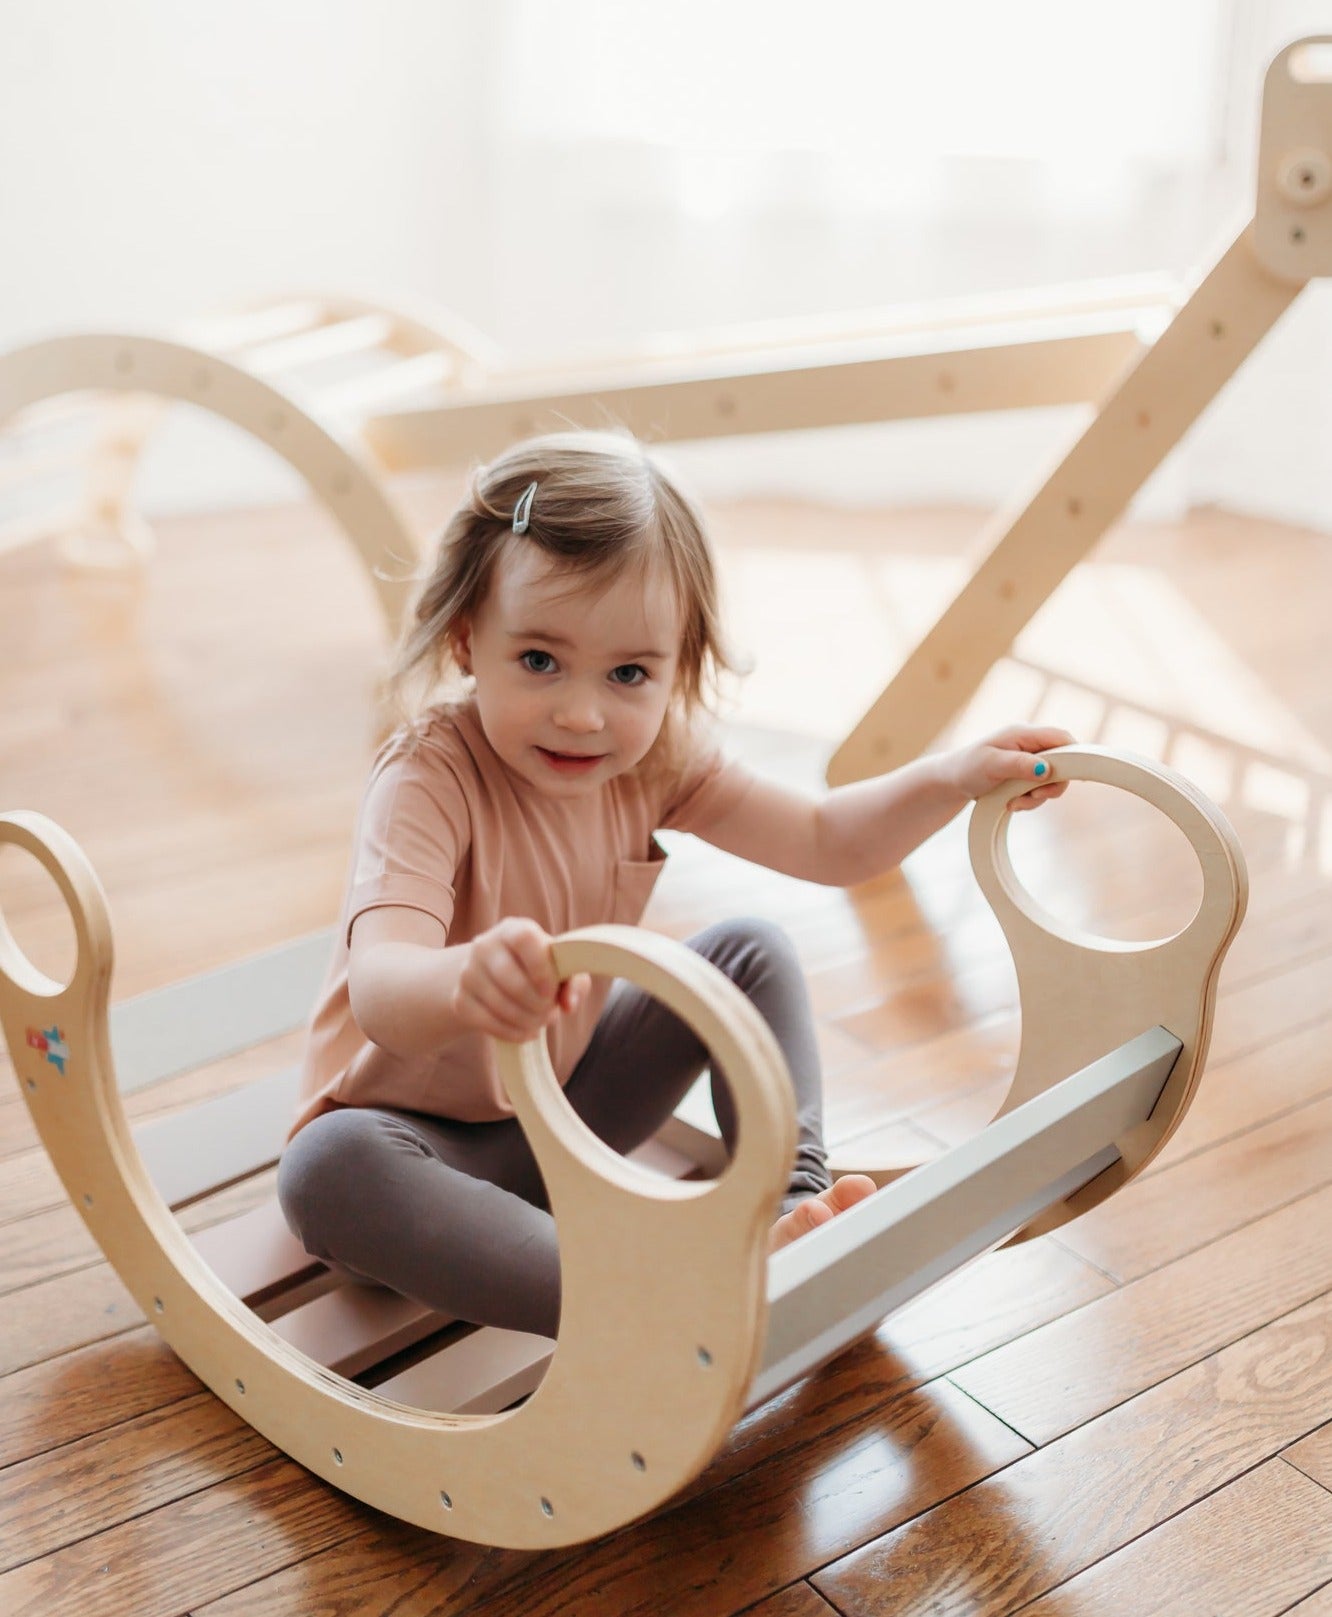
left=277, top=916, right=828, bottom=1338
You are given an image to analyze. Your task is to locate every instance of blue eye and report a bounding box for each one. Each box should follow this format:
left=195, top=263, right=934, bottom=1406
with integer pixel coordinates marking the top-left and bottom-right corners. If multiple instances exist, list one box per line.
left=610, top=664, right=648, bottom=687
left=520, top=650, right=556, bottom=674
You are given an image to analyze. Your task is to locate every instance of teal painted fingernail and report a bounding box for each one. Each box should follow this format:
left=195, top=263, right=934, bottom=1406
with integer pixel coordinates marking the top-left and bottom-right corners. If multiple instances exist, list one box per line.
left=1033, top=760, right=1048, bottom=778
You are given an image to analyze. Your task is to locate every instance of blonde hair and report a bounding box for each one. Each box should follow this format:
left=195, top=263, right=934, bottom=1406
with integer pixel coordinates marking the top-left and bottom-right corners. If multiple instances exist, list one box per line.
left=388, top=431, right=744, bottom=767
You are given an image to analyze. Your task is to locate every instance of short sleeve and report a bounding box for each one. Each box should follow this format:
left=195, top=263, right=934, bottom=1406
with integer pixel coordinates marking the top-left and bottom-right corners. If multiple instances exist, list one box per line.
left=345, top=745, right=471, bottom=942
left=659, top=734, right=757, bottom=834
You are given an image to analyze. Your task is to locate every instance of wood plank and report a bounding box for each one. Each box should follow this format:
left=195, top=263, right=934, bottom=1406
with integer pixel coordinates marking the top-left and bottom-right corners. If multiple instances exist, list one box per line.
left=950, top=1179, right=1332, bottom=1443
left=0, top=1328, right=198, bottom=1470
left=0, top=1160, right=280, bottom=1298
left=1056, top=1089, right=1332, bottom=1282
left=0, top=1458, right=364, bottom=1617
left=0, top=1394, right=273, bottom=1573
left=812, top=1289, right=1332, bottom=1616
left=744, top=1586, right=839, bottom=1617
left=188, top=1522, right=485, bottom=1617
left=192, top=1376, right=1028, bottom=1617
left=909, top=1002, right=1332, bottom=1167
left=1288, top=1588, right=1332, bottom=1617
left=1286, top=1417, right=1332, bottom=1490
left=2, top=1262, right=143, bottom=1379
left=1019, top=1460, right=1332, bottom=1616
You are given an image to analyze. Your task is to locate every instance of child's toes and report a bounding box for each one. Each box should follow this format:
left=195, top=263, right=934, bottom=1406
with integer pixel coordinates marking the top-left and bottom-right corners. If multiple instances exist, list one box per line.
left=769, top=1196, right=833, bottom=1252
left=827, top=1174, right=878, bottom=1213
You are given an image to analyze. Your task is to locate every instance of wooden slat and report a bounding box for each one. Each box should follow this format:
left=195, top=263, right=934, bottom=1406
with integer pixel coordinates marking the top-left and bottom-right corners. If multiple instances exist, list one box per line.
left=134, top=1065, right=299, bottom=1205
left=108, top=931, right=332, bottom=1096
left=366, top=322, right=1146, bottom=472
left=269, top=1285, right=448, bottom=1379
left=1019, top=1460, right=1332, bottom=1616
left=811, top=1289, right=1332, bottom=1616
left=372, top=1327, right=553, bottom=1415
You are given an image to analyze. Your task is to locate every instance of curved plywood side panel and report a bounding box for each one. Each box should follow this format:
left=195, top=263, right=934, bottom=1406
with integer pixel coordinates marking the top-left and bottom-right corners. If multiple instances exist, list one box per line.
left=0, top=332, right=421, bottom=632
left=0, top=811, right=795, bottom=1550
left=969, top=744, right=1246, bottom=1237
left=831, top=747, right=1247, bottom=1239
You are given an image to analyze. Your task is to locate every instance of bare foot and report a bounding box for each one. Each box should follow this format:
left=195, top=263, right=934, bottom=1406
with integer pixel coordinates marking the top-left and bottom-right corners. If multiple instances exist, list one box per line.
left=769, top=1173, right=878, bottom=1252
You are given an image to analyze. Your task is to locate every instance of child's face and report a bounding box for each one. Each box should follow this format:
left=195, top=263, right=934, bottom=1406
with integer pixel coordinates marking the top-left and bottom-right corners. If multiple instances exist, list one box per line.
left=455, top=544, right=683, bottom=797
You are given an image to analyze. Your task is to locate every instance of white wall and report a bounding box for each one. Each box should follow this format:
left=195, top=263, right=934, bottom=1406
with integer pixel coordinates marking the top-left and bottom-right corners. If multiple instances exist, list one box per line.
left=2, top=1, right=1331, bottom=531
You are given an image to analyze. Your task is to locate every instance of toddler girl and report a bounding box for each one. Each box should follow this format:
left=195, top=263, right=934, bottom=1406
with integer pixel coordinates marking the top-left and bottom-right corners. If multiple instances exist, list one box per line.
left=278, top=430, right=1069, bottom=1340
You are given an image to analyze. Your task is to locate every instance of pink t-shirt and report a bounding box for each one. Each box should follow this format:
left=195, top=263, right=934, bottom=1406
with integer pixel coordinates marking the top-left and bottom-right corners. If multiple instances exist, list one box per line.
left=291, top=699, right=755, bottom=1135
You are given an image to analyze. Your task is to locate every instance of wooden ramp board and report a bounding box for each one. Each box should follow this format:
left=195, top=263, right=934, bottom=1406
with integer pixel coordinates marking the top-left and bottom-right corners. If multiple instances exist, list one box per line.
left=753, top=1026, right=1182, bottom=1408
left=110, top=930, right=333, bottom=1095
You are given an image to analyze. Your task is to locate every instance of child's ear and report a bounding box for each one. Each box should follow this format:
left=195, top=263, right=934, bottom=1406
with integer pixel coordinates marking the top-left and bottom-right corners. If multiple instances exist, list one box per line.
left=450, top=621, right=474, bottom=676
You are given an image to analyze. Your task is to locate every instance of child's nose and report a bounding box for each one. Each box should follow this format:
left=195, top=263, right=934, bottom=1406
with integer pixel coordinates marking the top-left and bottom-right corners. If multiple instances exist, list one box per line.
left=554, top=692, right=605, bottom=733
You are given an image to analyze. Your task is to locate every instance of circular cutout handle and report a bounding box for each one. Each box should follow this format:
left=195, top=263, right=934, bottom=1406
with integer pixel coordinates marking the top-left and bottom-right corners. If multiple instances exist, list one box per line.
left=492, top=924, right=797, bottom=1210
left=0, top=811, right=114, bottom=1008
left=968, top=744, right=1247, bottom=963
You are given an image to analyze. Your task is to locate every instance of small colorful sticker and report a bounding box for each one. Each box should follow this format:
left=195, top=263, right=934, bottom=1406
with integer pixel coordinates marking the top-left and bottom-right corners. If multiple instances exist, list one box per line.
left=25, top=1025, right=69, bottom=1075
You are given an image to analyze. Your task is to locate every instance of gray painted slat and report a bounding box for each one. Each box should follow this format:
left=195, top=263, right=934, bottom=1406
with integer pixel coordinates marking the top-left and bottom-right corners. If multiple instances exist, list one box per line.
left=753, top=1025, right=1182, bottom=1407
left=135, top=1065, right=300, bottom=1206
left=109, top=929, right=334, bottom=1095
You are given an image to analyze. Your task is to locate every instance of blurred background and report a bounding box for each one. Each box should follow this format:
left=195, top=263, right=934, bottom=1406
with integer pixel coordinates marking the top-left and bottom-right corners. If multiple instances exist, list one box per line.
left=3, top=0, right=1330, bottom=528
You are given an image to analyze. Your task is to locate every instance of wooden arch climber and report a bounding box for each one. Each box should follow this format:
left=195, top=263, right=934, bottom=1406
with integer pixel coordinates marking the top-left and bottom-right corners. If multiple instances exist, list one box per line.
left=0, top=290, right=497, bottom=625
left=0, top=746, right=1246, bottom=1548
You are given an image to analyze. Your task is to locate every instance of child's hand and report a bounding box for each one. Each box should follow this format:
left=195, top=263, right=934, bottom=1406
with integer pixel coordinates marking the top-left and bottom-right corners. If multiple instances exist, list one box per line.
left=943, top=725, right=1074, bottom=811
left=452, top=918, right=591, bottom=1044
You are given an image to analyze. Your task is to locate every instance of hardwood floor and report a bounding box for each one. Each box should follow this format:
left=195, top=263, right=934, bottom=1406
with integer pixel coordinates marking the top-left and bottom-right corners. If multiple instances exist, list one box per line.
left=3, top=477, right=1332, bottom=1615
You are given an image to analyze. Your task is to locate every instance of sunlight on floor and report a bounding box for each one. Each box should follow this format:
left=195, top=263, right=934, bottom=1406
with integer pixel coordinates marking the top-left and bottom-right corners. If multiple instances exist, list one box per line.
left=718, top=536, right=1332, bottom=875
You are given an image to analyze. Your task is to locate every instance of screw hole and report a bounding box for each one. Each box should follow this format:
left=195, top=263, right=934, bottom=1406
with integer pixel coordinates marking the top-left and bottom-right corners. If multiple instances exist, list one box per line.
left=83, top=1193, right=93, bottom=1207
left=697, top=1345, right=713, bottom=1368
left=1066, top=497, right=1082, bottom=517
left=440, top=1490, right=453, bottom=1510
left=333, top=1447, right=344, bottom=1466
left=1210, top=320, right=1225, bottom=339
left=153, top=1297, right=164, bottom=1313
left=235, top=1378, right=246, bottom=1395
left=540, top=1497, right=554, bottom=1517
left=631, top=1451, right=646, bottom=1472
left=26, top=1077, right=36, bottom=1091
left=1292, top=226, right=1307, bottom=244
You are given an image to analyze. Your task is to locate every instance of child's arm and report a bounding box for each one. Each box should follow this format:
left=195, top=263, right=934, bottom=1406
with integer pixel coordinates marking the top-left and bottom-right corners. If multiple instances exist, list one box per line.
left=348, top=906, right=589, bottom=1057
left=696, top=724, right=1072, bottom=887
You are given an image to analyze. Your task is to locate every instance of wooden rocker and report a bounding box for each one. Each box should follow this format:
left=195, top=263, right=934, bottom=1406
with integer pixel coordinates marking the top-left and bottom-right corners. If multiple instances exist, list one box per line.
left=0, top=745, right=1245, bottom=1549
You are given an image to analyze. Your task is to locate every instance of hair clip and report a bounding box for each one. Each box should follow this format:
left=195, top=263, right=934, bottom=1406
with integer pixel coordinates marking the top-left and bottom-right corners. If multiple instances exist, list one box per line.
left=512, top=481, right=538, bottom=535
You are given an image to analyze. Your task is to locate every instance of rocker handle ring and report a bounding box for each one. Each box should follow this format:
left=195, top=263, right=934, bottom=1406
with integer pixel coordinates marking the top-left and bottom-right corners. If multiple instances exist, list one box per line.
left=968, top=742, right=1247, bottom=961
left=964, top=743, right=1247, bottom=1233
left=0, top=810, right=113, bottom=1014
left=494, top=924, right=797, bottom=1213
